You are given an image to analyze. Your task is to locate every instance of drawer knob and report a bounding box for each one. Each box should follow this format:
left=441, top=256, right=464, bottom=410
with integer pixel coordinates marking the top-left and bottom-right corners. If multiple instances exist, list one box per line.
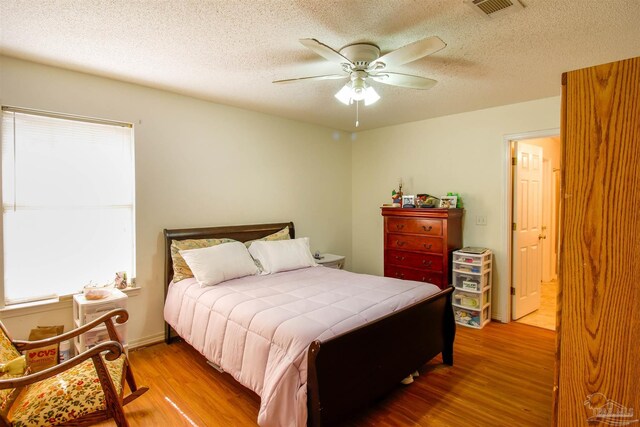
left=395, top=272, right=405, bottom=279
left=423, top=243, right=433, bottom=250
left=395, top=256, right=405, bottom=261
left=396, top=240, right=406, bottom=247
left=422, top=260, right=433, bottom=267
left=396, top=224, right=405, bottom=230
left=422, top=225, right=433, bottom=232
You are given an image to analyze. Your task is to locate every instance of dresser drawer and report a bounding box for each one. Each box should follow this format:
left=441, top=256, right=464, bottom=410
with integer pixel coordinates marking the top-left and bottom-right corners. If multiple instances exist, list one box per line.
left=386, top=218, right=443, bottom=236
left=386, top=233, right=443, bottom=253
left=385, top=266, right=444, bottom=288
left=385, top=250, right=443, bottom=272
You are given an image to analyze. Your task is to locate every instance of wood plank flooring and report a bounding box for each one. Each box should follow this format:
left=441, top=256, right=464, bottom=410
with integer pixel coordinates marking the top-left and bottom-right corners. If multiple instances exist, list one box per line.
left=97, top=322, right=555, bottom=427
left=516, top=280, right=557, bottom=331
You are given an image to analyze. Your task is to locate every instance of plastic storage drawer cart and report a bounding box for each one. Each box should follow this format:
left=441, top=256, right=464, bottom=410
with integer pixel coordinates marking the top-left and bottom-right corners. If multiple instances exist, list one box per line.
left=452, top=249, right=492, bottom=329
left=72, top=288, right=128, bottom=355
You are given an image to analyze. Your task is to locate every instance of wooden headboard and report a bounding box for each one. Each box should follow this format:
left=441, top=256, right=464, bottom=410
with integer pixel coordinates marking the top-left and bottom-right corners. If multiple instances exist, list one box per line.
left=163, top=222, right=294, bottom=342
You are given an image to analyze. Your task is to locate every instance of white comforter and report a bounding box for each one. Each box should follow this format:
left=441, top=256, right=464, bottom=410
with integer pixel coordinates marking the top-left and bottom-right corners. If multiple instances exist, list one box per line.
left=164, top=266, right=440, bottom=427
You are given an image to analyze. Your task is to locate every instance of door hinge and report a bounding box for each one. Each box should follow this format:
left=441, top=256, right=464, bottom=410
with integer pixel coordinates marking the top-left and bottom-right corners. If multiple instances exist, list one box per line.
left=512, top=222, right=517, bottom=231
left=512, top=157, right=517, bottom=166
left=511, top=287, right=516, bottom=295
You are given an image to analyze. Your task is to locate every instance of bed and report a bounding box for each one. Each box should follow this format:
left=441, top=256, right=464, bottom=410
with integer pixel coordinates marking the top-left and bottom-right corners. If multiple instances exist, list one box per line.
left=163, top=222, right=455, bottom=427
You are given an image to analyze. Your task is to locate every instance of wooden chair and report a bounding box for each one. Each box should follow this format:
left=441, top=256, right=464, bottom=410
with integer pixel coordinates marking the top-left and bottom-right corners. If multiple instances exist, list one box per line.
left=0, top=309, right=148, bottom=426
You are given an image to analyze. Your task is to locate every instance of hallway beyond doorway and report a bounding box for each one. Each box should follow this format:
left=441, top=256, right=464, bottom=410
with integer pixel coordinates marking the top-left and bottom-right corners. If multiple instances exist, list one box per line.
left=516, top=280, right=557, bottom=330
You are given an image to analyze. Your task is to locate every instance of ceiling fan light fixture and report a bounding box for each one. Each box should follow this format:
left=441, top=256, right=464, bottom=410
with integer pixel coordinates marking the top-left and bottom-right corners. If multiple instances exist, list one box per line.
left=334, top=84, right=354, bottom=105
left=277, top=35, right=444, bottom=119
left=351, top=78, right=367, bottom=101
left=334, top=79, right=380, bottom=106
left=363, top=86, right=380, bottom=106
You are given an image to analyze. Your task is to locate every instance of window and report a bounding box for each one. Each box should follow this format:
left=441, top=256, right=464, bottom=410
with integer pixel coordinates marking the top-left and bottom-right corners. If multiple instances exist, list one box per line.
left=1, top=107, right=135, bottom=306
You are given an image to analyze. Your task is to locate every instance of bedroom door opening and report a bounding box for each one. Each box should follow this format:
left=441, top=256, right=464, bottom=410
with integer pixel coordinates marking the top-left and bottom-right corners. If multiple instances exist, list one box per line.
left=505, top=131, right=560, bottom=331
left=511, top=140, right=543, bottom=320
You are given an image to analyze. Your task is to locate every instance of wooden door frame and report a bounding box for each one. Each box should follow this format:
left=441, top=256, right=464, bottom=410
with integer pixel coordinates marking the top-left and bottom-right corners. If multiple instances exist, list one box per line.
left=501, top=128, right=559, bottom=323
left=541, top=159, right=551, bottom=282
left=541, top=158, right=558, bottom=282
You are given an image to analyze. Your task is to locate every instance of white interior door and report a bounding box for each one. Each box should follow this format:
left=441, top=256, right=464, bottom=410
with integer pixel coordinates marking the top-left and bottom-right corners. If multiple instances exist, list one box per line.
left=512, top=141, right=543, bottom=319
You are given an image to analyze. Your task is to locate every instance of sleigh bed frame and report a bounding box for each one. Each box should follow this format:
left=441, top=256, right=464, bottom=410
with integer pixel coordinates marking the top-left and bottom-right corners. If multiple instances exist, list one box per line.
left=163, top=222, right=455, bottom=427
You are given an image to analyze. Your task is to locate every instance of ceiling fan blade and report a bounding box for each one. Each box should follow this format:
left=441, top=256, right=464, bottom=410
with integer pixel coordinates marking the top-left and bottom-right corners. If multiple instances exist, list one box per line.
left=273, top=74, right=348, bottom=84
left=299, top=38, right=354, bottom=66
left=370, top=72, right=437, bottom=90
left=371, top=36, right=446, bottom=68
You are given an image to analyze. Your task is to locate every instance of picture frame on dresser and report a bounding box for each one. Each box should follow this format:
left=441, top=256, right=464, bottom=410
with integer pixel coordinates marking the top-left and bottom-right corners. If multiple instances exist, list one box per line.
left=401, top=195, right=415, bottom=206
left=439, top=196, right=457, bottom=209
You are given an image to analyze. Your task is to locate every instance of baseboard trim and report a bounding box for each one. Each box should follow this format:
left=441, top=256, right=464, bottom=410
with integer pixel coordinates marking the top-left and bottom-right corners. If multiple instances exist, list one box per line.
left=128, top=332, right=165, bottom=349
left=492, top=314, right=509, bottom=323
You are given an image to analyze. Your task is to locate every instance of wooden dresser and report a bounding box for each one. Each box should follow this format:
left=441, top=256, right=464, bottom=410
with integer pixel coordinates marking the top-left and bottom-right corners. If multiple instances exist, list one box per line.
left=381, top=208, right=463, bottom=289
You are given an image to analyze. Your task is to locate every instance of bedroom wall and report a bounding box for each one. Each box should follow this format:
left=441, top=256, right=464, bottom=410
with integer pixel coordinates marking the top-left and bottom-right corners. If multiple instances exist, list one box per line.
left=350, top=97, right=561, bottom=322
left=0, top=56, right=352, bottom=344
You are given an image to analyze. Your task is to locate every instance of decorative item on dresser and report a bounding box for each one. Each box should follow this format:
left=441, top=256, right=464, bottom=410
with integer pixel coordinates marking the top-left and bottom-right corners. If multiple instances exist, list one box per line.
left=382, top=207, right=463, bottom=289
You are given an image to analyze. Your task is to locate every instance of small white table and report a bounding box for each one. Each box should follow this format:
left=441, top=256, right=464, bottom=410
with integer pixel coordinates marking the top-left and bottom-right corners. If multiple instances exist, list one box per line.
left=73, top=288, right=128, bottom=355
left=314, top=253, right=346, bottom=270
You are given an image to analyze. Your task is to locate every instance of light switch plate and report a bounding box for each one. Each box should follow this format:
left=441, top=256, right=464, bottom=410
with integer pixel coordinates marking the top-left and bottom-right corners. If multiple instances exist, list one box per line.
left=476, top=215, right=487, bottom=226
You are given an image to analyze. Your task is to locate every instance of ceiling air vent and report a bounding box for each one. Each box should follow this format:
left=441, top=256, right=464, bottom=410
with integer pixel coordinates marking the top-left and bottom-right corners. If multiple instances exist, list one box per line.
left=465, top=0, right=524, bottom=19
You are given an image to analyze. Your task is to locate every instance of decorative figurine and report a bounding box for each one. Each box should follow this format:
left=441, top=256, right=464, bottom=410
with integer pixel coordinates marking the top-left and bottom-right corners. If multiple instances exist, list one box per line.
left=391, top=179, right=403, bottom=206
left=115, top=271, right=128, bottom=290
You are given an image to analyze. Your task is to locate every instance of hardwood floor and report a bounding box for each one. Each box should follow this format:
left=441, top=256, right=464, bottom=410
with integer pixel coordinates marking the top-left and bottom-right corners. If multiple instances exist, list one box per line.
left=516, top=280, right=558, bottom=331
left=98, top=322, right=555, bottom=427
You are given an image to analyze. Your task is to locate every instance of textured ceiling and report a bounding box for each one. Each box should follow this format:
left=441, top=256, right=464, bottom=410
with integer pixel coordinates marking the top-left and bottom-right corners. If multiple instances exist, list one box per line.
left=1, top=0, right=640, bottom=131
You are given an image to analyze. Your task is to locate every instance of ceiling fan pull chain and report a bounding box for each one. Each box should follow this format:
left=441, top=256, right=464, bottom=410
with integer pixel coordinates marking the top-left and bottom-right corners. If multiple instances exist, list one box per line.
left=355, top=100, right=360, bottom=127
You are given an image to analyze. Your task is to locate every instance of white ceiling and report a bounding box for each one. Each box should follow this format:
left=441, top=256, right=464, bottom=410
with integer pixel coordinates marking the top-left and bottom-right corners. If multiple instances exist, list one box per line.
left=1, top=0, right=640, bottom=131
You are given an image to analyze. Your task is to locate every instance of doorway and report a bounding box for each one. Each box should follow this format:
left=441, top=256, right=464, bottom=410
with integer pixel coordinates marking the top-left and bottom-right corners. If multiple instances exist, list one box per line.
left=507, top=133, right=560, bottom=330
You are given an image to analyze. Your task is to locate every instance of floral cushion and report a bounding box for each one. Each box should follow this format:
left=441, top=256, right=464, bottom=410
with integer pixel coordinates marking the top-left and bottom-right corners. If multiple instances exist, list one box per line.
left=170, top=238, right=236, bottom=283
left=7, top=355, right=126, bottom=427
left=0, top=329, right=22, bottom=411
left=0, top=331, right=20, bottom=365
left=0, top=373, right=23, bottom=414
left=243, top=226, right=290, bottom=248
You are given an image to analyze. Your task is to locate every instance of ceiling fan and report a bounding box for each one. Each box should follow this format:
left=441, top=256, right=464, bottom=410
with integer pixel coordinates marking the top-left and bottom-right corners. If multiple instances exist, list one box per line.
left=274, top=36, right=446, bottom=116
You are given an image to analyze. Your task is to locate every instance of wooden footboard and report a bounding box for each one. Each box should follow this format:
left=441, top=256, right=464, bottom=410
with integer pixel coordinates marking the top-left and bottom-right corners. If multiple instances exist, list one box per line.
left=306, top=286, right=455, bottom=427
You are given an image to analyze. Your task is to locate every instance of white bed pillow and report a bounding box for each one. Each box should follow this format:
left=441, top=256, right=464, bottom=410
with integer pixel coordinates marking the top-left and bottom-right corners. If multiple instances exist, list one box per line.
left=248, top=237, right=318, bottom=274
left=179, top=241, right=259, bottom=287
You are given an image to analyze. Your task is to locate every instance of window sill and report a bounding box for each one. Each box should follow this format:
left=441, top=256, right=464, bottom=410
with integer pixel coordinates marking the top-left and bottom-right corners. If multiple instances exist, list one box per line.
left=0, top=287, right=142, bottom=319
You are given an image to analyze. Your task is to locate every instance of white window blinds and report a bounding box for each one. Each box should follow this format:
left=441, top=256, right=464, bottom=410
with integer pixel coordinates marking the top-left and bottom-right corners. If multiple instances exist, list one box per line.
left=1, top=107, right=135, bottom=305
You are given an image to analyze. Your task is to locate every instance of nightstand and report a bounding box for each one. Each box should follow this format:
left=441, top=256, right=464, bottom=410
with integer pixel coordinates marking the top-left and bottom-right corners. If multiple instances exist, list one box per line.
left=315, top=253, right=346, bottom=269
